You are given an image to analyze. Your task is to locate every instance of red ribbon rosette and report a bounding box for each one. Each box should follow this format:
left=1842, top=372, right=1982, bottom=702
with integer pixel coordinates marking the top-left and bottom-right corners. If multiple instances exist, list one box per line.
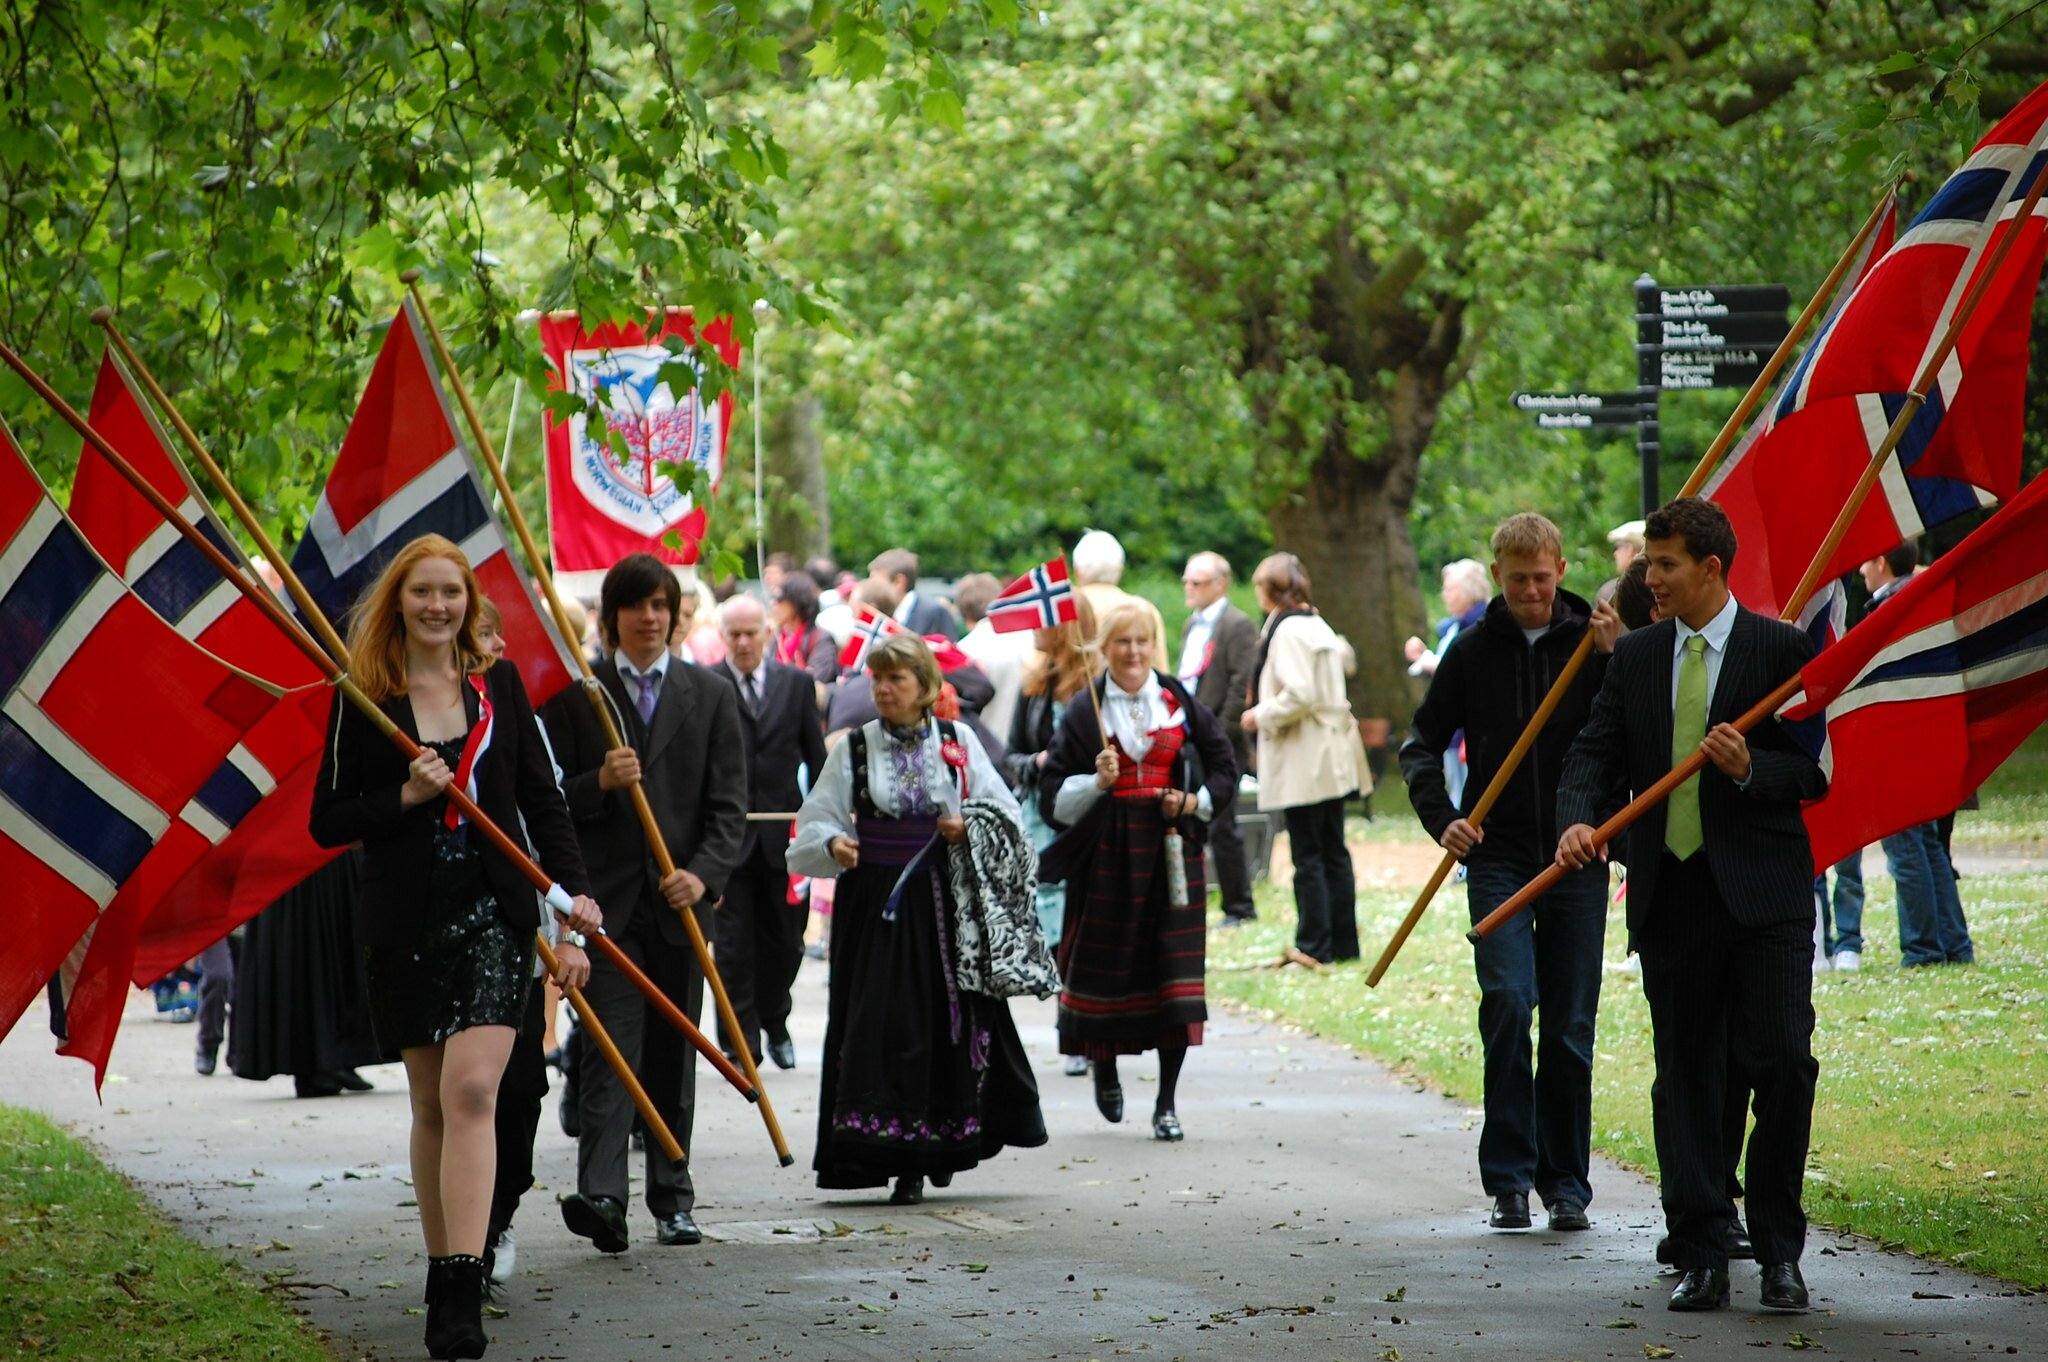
left=940, top=738, right=969, bottom=770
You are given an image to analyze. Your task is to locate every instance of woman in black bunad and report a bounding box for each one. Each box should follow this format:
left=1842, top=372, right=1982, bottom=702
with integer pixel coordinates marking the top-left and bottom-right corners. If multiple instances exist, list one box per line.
left=789, top=632, right=1047, bottom=1206
left=1038, top=599, right=1238, bottom=1141
left=309, top=535, right=601, bottom=1360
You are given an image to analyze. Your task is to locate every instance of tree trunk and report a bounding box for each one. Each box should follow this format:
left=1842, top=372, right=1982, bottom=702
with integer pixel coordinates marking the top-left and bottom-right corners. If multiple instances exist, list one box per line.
left=1266, top=435, right=1430, bottom=734
left=764, top=391, right=831, bottom=561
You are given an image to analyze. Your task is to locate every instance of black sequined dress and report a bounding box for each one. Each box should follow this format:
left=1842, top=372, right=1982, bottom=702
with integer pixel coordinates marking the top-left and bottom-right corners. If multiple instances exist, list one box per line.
left=362, top=737, right=532, bottom=1051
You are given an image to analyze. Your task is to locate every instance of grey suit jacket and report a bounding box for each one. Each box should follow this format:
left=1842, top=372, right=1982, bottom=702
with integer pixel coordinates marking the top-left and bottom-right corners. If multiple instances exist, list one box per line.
left=1183, top=602, right=1259, bottom=765
left=540, top=657, right=748, bottom=945
left=1555, top=604, right=1827, bottom=935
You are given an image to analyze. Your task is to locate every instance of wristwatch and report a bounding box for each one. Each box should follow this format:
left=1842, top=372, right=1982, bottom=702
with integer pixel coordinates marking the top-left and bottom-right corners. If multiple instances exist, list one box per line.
left=563, top=931, right=588, bottom=949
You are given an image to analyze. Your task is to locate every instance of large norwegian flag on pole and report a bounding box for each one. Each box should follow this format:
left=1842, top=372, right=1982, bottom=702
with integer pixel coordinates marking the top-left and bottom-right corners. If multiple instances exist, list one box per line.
left=538, top=311, right=742, bottom=596
left=1705, top=82, right=2048, bottom=615
left=1780, top=469, right=2048, bottom=869
left=64, top=351, right=341, bottom=1012
left=987, top=557, right=1080, bottom=634
left=0, top=418, right=288, bottom=1071
left=292, top=301, right=575, bottom=708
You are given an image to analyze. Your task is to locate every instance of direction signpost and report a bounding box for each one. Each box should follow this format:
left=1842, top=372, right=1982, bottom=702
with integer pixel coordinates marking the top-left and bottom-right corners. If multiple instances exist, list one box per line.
left=1513, top=276, right=1792, bottom=513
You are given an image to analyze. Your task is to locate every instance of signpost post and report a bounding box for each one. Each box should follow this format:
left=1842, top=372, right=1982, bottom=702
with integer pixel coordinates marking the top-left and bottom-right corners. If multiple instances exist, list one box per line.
left=1517, top=276, right=1792, bottom=514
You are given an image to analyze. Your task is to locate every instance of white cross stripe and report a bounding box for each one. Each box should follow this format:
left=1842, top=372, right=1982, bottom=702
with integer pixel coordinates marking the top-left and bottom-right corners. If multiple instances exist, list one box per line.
left=227, top=742, right=279, bottom=796
left=2, top=691, right=172, bottom=841
left=0, top=499, right=63, bottom=606
left=0, top=789, right=118, bottom=907
left=303, top=446, right=469, bottom=576
left=17, top=574, right=127, bottom=705
left=178, top=798, right=233, bottom=846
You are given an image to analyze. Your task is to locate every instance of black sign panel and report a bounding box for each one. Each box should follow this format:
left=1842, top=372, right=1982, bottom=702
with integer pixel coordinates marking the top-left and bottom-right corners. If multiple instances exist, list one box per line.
left=1654, top=285, right=1792, bottom=319
left=1531, top=407, right=1650, bottom=429
left=1512, top=390, right=1644, bottom=414
left=1648, top=313, right=1793, bottom=349
left=1658, top=349, right=1767, bottom=391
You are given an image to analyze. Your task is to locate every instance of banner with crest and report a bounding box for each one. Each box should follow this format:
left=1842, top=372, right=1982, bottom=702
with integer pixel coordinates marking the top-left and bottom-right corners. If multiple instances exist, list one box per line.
left=538, top=310, right=742, bottom=596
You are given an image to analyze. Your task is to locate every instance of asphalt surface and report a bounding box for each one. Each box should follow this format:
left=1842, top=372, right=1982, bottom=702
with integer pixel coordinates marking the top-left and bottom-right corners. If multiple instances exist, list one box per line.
left=5, top=954, right=2044, bottom=1362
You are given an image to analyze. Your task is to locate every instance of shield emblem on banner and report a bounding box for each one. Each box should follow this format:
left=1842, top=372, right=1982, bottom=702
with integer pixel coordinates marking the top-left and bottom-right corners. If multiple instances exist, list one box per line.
left=564, top=345, right=722, bottom=531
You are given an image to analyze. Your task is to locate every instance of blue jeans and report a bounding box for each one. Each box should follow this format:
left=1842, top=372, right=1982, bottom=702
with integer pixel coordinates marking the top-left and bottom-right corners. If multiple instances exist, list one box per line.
left=1464, top=856, right=1608, bottom=1208
left=1882, top=822, right=1974, bottom=965
left=1813, top=850, right=1864, bottom=956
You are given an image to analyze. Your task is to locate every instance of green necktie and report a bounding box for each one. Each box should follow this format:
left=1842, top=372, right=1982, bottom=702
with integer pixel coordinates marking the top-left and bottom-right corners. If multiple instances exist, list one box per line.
left=1666, top=633, right=1708, bottom=860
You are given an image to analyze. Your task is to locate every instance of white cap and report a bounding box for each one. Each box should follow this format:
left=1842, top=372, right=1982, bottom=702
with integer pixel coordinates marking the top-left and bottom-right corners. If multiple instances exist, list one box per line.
left=1606, top=519, right=1646, bottom=549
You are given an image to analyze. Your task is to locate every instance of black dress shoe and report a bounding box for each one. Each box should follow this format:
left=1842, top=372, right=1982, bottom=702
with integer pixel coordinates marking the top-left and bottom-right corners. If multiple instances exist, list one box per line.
left=928, top=1170, right=953, bottom=1188
left=1488, top=1191, right=1531, bottom=1229
left=1546, top=1199, right=1590, bottom=1232
left=194, top=1050, right=217, bottom=1077
left=1093, top=1077, right=1124, bottom=1124
left=1668, top=1266, right=1731, bottom=1312
left=767, top=1037, right=797, bottom=1070
left=560, top=1193, right=629, bottom=1254
left=328, top=1068, right=374, bottom=1092
left=293, top=1074, right=342, bottom=1099
left=1758, top=1262, right=1810, bottom=1311
left=1151, top=1108, right=1184, bottom=1142
left=1728, top=1216, right=1755, bottom=1259
left=654, top=1210, right=702, bottom=1246
left=889, top=1176, right=924, bottom=1205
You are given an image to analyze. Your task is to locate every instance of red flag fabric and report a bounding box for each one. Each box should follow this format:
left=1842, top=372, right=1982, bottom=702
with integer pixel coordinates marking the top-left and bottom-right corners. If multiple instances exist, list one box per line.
left=64, top=349, right=342, bottom=1002
left=0, top=418, right=288, bottom=1084
left=1780, top=470, right=2048, bottom=868
left=839, top=604, right=908, bottom=672
left=289, top=302, right=575, bottom=708
left=538, top=311, right=742, bottom=596
left=1706, top=83, right=2048, bottom=614
left=987, top=557, right=1079, bottom=634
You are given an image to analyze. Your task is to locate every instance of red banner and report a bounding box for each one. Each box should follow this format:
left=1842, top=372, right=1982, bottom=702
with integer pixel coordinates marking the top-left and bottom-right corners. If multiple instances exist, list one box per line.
left=539, top=311, right=741, bottom=595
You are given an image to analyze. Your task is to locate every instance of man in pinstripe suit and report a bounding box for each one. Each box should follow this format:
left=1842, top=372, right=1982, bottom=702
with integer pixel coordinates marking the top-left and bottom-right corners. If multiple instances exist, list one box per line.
left=1555, top=497, right=1827, bottom=1314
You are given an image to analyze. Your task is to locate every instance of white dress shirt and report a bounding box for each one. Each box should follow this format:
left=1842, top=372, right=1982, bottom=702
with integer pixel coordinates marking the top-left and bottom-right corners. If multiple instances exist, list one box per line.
left=1178, top=599, right=1225, bottom=683
left=1669, top=592, right=1738, bottom=712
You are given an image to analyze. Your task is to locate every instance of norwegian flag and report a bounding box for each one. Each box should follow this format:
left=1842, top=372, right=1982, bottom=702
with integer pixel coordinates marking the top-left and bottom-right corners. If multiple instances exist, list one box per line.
left=1705, top=83, right=2048, bottom=615
left=839, top=604, right=909, bottom=672
left=64, top=350, right=341, bottom=1035
left=0, top=418, right=287, bottom=1081
left=987, top=557, right=1079, bottom=633
left=1780, top=470, right=2048, bottom=868
left=291, top=301, right=575, bottom=707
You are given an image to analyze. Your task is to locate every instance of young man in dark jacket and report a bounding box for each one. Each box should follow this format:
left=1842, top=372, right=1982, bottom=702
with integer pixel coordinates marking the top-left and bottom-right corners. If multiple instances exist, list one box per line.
left=1398, top=513, right=1620, bottom=1234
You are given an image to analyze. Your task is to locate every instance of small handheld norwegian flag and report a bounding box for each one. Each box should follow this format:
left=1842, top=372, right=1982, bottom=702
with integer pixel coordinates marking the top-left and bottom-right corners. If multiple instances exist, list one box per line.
left=986, top=556, right=1079, bottom=633
left=839, top=604, right=908, bottom=671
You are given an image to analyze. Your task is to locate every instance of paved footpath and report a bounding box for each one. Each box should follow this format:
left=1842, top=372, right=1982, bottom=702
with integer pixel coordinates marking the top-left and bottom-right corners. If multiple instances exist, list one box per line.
left=5, top=958, right=2043, bottom=1362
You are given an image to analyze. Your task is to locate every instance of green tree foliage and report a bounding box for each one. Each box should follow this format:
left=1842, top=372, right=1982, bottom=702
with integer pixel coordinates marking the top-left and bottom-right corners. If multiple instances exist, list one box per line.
left=1, top=0, right=1011, bottom=540
left=764, top=0, right=2048, bottom=720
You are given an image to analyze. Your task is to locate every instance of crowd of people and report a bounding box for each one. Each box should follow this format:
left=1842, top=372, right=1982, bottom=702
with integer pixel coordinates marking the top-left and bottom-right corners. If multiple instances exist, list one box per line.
left=159, top=503, right=1978, bottom=1356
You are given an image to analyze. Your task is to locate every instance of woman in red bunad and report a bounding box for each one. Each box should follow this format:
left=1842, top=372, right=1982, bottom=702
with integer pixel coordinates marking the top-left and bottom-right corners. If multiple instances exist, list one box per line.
left=1038, top=599, right=1238, bottom=1141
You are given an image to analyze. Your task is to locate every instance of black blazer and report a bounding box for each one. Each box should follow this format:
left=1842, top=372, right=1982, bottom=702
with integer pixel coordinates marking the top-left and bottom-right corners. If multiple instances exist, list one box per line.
left=712, top=658, right=828, bottom=873
left=1182, top=602, right=1259, bottom=765
left=899, top=591, right=959, bottom=641
left=1036, top=671, right=1239, bottom=883
left=309, top=662, right=590, bottom=948
left=539, top=657, right=748, bottom=945
left=1555, top=604, right=1827, bottom=935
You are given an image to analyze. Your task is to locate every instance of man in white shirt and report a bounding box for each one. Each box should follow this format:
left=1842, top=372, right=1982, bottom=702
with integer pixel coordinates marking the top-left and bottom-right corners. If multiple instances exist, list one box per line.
left=1177, top=552, right=1260, bottom=923
left=954, top=572, right=1034, bottom=739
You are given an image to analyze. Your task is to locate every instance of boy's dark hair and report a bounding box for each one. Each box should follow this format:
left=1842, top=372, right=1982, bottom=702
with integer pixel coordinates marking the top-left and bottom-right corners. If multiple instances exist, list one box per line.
left=1880, top=542, right=1920, bottom=579
left=805, top=556, right=840, bottom=591
left=1644, top=496, right=1738, bottom=576
left=1614, top=556, right=1655, bottom=632
left=600, top=553, right=683, bottom=648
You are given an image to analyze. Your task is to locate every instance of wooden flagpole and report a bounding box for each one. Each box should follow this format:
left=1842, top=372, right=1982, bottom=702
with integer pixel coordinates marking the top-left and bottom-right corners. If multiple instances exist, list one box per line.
left=1365, top=188, right=1897, bottom=987
left=1470, top=165, right=2048, bottom=945
left=0, top=338, right=693, bottom=1163
left=402, top=271, right=794, bottom=1167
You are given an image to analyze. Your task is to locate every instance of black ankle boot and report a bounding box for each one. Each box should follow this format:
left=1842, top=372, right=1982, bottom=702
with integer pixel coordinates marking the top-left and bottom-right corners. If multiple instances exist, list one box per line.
left=423, top=1257, right=452, bottom=1356
left=429, top=1254, right=488, bottom=1359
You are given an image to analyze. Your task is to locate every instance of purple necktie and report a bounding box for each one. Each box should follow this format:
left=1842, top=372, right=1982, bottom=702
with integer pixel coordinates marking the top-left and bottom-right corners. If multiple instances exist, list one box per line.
left=635, top=669, right=659, bottom=727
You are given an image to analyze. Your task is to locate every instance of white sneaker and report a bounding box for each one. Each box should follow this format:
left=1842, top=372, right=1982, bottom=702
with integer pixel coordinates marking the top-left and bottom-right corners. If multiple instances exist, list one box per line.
left=1813, top=951, right=1833, bottom=973
left=489, top=1227, right=516, bottom=1283
left=1832, top=950, right=1862, bottom=973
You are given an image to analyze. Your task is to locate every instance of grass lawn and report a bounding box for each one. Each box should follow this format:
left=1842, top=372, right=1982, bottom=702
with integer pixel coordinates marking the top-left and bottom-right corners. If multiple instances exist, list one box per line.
left=1209, top=798, right=2048, bottom=1289
left=0, top=1106, right=331, bottom=1361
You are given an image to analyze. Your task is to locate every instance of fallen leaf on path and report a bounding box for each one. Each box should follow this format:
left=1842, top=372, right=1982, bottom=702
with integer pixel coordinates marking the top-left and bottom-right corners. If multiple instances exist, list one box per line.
left=1383, top=1285, right=1406, bottom=1302
left=1645, top=1346, right=1677, bottom=1359
left=1786, top=1333, right=1820, bottom=1350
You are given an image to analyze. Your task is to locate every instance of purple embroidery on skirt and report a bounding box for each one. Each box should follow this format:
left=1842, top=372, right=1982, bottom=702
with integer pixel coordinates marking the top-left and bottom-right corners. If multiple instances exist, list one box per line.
left=833, top=1110, right=982, bottom=1142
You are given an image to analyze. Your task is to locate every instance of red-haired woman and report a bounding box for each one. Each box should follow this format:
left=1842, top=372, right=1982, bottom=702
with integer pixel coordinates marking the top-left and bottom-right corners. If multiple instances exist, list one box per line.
left=311, top=536, right=601, bottom=1360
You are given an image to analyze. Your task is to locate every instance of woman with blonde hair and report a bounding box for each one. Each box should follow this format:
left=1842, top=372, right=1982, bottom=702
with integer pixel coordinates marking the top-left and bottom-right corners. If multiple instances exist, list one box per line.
left=1003, top=594, right=1100, bottom=964
left=310, top=536, right=601, bottom=1360
left=790, top=633, right=1046, bottom=1205
left=1242, top=552, right=1370, bottom=965
left=1038, top=598, right=1238, bottom=1140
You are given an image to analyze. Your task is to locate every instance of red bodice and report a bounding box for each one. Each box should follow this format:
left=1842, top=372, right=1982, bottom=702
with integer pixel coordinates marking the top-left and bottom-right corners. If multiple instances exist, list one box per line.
left=1109, top=723, right=1186, bottom=799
